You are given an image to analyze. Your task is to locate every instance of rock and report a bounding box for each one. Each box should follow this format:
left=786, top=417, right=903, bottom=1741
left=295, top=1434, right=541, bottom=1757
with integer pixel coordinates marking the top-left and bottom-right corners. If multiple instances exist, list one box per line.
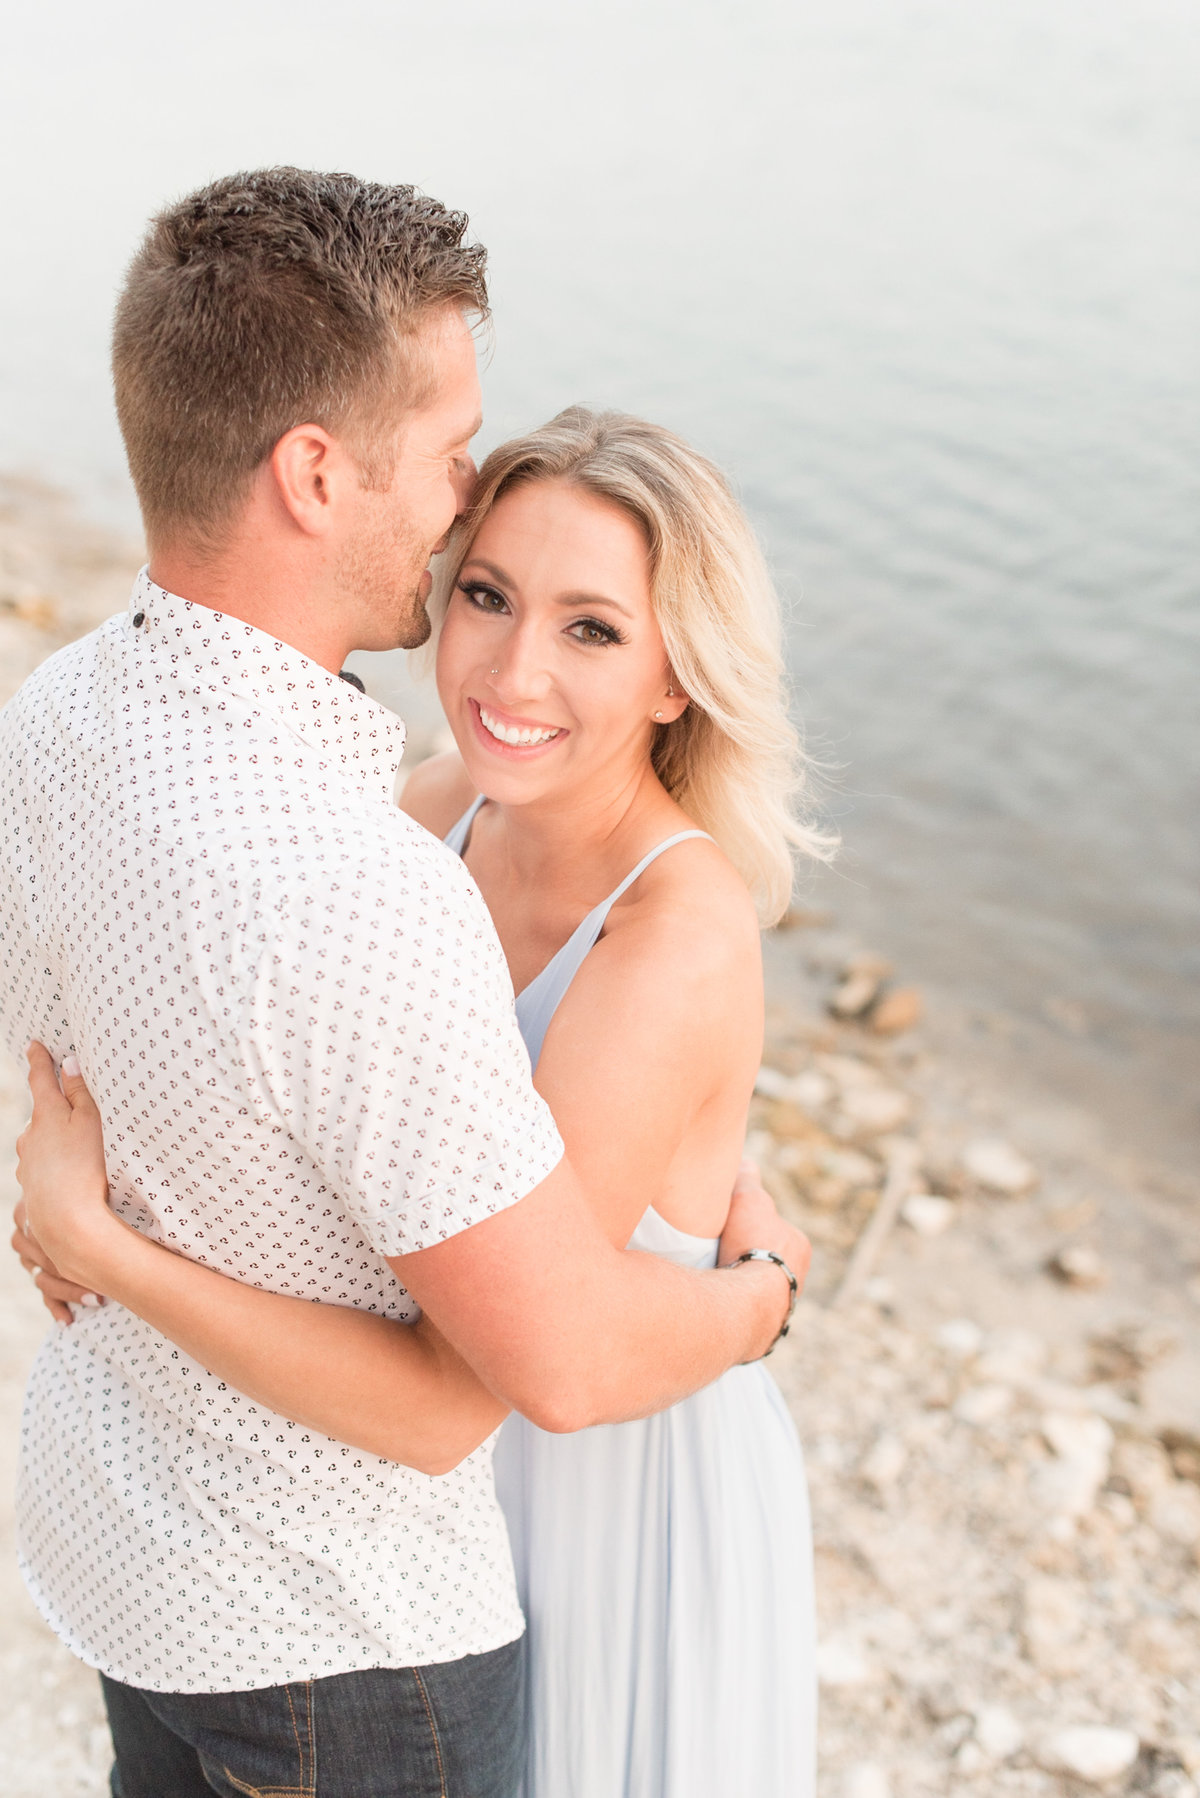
left=1112, top=1437, right=1175, bottom=1505
left=1128, top=1613, right=1191, bottom=1674
left=977, top=1329, right=1047, bottom=1384
left=937, top=1318, right=984, bottom=1358
left=869, top=986, right=924, bottom=1035
left=1050, top=1244, right=1109, bottom=1289
left=861, top=1432, right=906, bottom=1491
left=1165, top=1431, right=1200, bottom=1483
left=1034, top=1411, right=1114, bottom=1521
left=820, top=1147, right=883, bottom=1188
left=961, top=1137, right=1038, bottom=1196
left=837, top=1085, right=912, bottom=1135
left=842, top=1765, right=891, bottom=1798
left=954, top=1383, right=1013, bottom=1425
left=1036, top=1725, right=1140, bottom=1784
left=974, top=1705, right=1025, bottom=1760
left=817, top=1638, right=874, bottom=1687
left=1150, top=1479, right=1200, bottom=1547
left=754, top=1064, right=793, bottom=1101
left=1022, top=1575, right=1086, bottom=1674
left=790, top=1070, right=835, bottom=1111
left=901, top=1192, right=957, bottom=1236
left=830, top=970, right=884, bottom=1019
left=954, top=1740, right=989, bottom=1775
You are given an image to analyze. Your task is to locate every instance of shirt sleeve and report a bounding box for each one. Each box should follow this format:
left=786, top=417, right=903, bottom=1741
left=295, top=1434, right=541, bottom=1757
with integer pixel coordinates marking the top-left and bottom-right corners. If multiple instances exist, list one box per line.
left=233, top=822, right=564, bottom=1257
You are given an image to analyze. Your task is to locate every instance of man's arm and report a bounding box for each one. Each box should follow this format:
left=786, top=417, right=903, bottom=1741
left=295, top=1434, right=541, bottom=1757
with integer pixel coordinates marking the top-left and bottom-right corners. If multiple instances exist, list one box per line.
left=392, top=1155, right=805, bottom=1434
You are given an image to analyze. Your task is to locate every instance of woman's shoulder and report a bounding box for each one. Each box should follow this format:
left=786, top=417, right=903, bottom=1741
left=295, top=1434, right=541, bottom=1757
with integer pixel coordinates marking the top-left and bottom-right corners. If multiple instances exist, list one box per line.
left=607, top=826, right=761, bottom=986
left=398, top=750, right=477, bottom=839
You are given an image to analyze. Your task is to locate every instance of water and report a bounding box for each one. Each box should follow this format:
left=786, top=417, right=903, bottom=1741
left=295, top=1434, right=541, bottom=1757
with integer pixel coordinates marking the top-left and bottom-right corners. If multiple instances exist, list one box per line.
left=2, top=0, right=1197, bottom=1162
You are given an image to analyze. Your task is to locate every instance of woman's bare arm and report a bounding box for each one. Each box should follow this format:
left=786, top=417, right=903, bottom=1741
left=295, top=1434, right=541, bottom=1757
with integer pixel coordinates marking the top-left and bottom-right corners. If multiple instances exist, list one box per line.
left=15, top=1048, right=506, bottom=1475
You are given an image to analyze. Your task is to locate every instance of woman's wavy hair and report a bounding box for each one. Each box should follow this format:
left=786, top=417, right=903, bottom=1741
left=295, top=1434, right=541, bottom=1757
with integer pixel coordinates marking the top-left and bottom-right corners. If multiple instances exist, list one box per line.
left=429, top=406, right=834, bottom=924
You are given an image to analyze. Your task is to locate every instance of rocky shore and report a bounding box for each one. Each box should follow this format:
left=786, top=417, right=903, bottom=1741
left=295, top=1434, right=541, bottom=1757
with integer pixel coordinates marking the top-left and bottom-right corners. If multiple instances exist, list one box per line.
left=1, top=478, right=1197, bottom=1796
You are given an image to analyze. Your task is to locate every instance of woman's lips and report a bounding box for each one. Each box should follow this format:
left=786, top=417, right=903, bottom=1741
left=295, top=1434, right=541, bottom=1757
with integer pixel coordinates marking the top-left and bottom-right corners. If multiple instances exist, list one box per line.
left=468, top=698, right=568, bottom=756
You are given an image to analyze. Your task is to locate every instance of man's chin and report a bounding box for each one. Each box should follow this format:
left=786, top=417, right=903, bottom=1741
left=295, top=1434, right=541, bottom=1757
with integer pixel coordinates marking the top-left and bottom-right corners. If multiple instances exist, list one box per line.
left=396, top=601, right=433, bottom=651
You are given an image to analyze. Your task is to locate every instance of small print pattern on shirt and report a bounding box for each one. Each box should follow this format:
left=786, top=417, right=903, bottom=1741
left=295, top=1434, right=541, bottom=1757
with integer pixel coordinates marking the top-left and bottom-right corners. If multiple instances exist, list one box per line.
left=0, top=570, right=563, bottom=1693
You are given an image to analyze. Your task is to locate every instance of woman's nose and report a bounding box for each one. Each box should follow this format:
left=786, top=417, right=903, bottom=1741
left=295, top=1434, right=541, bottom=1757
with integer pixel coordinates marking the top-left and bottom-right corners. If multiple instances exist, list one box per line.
left=488, top=627, right=553, bottom=700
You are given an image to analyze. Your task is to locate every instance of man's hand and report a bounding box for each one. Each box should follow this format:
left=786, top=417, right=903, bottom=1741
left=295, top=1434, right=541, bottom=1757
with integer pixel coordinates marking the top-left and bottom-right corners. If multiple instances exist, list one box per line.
left=718, top=1159, right=811, bottom=1352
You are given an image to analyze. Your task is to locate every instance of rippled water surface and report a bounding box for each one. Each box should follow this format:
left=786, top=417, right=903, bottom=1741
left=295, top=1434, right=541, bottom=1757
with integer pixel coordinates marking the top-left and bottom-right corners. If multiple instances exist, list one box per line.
left=2, top=0, right=1198, bottom=1158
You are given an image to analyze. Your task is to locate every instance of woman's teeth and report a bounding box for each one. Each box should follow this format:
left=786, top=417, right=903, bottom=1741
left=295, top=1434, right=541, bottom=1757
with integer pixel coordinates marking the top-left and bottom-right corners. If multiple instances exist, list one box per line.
left=479, top=706, right=561, bottom=748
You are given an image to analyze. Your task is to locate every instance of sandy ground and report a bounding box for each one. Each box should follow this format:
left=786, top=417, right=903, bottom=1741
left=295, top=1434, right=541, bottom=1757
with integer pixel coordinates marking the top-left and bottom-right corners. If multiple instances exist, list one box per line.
left=1, top=478, right=1198, bottom=1796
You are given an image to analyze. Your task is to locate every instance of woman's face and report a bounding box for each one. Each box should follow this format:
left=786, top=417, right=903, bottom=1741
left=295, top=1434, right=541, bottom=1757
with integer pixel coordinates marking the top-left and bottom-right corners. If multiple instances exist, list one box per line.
left=435, top=479, right=685, bottom=809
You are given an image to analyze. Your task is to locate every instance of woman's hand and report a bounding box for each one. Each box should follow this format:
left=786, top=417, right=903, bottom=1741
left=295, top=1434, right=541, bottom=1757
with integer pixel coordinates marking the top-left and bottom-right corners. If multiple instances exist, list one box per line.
left=10, top=1199, right=104, bottom=1325
left=14, top=1043, right=123, bottom=1303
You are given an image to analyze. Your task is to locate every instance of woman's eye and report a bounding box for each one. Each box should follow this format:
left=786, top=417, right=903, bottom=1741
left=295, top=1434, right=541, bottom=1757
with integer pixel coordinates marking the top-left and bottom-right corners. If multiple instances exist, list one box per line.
left=459, top=581, right=509, bottom=614
left=570, top=618, right=624, bottom=647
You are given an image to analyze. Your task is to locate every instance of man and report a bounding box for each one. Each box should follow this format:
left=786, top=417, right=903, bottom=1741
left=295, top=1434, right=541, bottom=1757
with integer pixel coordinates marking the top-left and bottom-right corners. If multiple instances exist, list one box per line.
left=0, top=169, right=807, bottom=1796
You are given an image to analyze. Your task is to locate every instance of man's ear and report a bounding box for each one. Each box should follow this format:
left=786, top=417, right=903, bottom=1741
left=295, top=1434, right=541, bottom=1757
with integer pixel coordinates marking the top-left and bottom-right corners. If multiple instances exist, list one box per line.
left=269, top=424, right=350, bottom=536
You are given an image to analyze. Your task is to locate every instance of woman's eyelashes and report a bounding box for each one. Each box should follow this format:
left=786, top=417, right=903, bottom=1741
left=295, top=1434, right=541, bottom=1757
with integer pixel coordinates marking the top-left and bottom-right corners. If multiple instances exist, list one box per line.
left=568, top=617, right=627, bottom=647
left=457, top=580, right=628, bottom=648
left=458, top=579, right=510, bottom=615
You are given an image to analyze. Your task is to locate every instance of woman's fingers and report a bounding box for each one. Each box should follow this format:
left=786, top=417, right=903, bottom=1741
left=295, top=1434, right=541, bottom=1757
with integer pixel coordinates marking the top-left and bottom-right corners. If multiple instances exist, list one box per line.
left=35, top=1266, right=103, bottom=1307
left=25, top=1040, right=70, bottom=1116
left=58, top=1052, right=101, bottom=1118
left=9, top=1217, right=105, bottom=1313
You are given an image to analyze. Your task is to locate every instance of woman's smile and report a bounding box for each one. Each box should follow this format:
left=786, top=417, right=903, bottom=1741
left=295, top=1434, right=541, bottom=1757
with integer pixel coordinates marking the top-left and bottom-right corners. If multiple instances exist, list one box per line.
left=470, top=697, right=567, bottom=754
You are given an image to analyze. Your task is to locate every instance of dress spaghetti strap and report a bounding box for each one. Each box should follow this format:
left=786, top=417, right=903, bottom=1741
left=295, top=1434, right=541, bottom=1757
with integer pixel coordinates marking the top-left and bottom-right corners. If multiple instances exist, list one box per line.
left=443, top=799, right=710, bottom=1071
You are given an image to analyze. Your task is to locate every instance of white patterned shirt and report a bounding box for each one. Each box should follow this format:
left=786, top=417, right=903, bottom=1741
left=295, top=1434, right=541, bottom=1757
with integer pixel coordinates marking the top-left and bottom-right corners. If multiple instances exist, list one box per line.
left=0, top=571, right=563, bottom=1693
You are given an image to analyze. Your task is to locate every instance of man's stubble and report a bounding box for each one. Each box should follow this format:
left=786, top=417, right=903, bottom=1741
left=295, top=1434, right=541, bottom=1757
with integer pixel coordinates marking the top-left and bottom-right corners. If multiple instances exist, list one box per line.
left=335, top=494, right=435, bottom=653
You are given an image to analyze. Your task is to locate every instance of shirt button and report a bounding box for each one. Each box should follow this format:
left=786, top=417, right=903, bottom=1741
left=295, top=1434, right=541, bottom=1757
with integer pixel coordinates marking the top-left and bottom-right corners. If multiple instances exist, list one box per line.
left=132, top=611, right=145, bottom=628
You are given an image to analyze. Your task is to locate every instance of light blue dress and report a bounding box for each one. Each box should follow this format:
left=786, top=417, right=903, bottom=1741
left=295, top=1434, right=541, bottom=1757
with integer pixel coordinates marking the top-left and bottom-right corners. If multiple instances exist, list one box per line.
left=446, top=798, right=817, bottom=1798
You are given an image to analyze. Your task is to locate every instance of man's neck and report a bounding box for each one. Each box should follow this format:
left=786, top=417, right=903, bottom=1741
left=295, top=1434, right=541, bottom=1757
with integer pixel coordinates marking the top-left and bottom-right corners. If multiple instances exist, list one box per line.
left=147, top=537, right=351, bottom=675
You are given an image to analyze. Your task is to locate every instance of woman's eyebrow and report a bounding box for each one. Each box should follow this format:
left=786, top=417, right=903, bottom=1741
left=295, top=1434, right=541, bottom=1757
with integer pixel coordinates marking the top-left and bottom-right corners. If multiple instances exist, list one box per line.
left=554, top=590, right=635, bottom=620
left=461, top=559, right=635, bottom=620
left=461, top=556, right=517, bottom=591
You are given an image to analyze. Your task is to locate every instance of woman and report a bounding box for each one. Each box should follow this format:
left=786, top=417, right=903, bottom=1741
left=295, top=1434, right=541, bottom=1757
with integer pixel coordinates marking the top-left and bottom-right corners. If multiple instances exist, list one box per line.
left=16, top=408, right=826, bottom=1797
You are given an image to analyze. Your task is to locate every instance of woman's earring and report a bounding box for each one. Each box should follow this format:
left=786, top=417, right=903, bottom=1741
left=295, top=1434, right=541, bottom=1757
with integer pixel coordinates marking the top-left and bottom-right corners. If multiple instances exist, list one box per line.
left=654, top=710, right=664, bottom=720
left=490, top=668, right=499, bottom=675
left=667, top=682, right=675, bottom=698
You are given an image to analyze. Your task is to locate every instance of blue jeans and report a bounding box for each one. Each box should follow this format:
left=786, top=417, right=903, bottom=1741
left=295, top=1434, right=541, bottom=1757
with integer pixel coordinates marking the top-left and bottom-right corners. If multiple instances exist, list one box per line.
left=100, top=1640, right=523, bottom=1797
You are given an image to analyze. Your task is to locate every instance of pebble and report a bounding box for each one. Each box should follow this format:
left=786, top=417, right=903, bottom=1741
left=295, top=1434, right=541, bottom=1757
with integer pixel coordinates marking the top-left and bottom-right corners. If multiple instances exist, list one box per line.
left=1023, top=1575, right=1086, bottom=1674
left=842, top=1765, right=891, bottom=1798
left=1050, top=1244, right=1109, bottom=1288
left=954, top=1383, right=1013, bottom=1425
left=837, top=1085, right=912, bottom=1135
left=1149, top=1479, right=1200, bottom=1548
left=961, top=1136, right=1039, bottom=1196
left=821, top=1147, right=883, bottom=1188
left=937, top=1317, right=984, bottom=1357
left=861, top=1431, right=907, bottom=1490
left=869, top=986, right=924, bottom=1035
left=1035, top=1411, right=1114, bottom=1521
left=817, top=1638, right=874, bottom=1686
left=754, top=1064, right=792, bottom=1101
left=830, top=970, right=884, bottom=1019
left=901, top=1192, right=957, bottom=1236
left=974, top=1704, right=1025, bottom=1760
left=1036, top=1724, right=1140, bottom=1784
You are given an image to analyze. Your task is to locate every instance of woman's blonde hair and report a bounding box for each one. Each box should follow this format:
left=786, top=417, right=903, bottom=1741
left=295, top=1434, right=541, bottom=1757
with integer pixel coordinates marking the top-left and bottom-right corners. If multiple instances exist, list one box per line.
left=429, top=406, right=833, bottom=924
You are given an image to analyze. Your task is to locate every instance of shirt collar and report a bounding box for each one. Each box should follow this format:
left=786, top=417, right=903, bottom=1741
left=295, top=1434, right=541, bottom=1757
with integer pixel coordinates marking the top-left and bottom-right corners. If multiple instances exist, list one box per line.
left=128, top=568, right=407, bottom=802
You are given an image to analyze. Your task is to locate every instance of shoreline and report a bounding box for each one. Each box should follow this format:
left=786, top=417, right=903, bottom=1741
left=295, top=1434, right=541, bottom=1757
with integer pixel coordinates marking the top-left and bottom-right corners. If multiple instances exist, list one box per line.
left=1, top=476, right=1197, bottom=1796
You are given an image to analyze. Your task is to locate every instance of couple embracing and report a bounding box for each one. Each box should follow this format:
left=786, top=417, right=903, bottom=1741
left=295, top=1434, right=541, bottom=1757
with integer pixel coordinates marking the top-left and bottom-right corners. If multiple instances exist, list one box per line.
left=2, top=167, right=821, bottom=1797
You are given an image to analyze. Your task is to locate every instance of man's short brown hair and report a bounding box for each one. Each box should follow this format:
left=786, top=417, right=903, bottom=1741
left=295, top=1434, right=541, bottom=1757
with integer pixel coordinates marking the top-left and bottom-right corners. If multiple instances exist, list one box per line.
left=113, top=167, right=488, bottom=542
